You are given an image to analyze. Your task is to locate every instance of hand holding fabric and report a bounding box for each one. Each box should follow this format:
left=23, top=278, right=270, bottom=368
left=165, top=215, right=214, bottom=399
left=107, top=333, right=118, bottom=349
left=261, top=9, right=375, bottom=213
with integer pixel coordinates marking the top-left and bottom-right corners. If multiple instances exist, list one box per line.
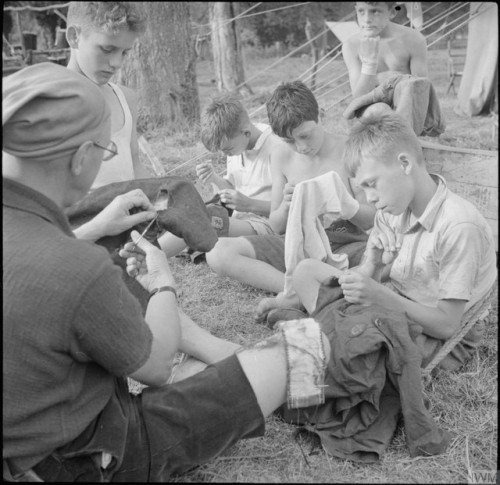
left=74, top=189, right=156, bottom=241
left=119, top=230, right=176, bottom=293
left=219, top=189, right=250, bottom=211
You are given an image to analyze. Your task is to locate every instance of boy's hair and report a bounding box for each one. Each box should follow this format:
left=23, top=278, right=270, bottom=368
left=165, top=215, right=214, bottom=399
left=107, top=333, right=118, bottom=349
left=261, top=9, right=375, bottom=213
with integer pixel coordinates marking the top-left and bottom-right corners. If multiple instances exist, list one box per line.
left=266, top=80, right=319, bottom=139
left=343, top=112, right=423, bottom=177
left=67, top=2, right=146, bottom=35
left=355, top=2, right=400, bottom=10
left=200, top=95, right=250, bottom=152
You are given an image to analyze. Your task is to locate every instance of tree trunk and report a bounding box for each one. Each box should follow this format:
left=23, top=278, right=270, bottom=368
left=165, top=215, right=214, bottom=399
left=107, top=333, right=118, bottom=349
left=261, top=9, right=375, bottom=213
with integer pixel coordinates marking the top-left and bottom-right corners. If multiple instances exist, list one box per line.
left=305, top=3, right=326, bottom=92
left=116, top=2, right=200, bottom=133
left=209, top=2, right=253, bottom=97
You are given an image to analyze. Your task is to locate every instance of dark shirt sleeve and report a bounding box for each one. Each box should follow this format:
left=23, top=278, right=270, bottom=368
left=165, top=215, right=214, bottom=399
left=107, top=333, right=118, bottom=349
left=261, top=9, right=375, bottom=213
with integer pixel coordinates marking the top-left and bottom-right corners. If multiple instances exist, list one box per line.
left=70, top=261, right=153, bottom=377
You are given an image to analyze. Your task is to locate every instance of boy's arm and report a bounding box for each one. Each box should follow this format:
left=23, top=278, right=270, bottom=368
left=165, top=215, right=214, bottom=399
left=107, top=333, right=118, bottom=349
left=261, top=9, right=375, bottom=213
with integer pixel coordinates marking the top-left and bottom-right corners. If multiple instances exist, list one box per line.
left=409, top=31, right=428, bottom=78
left=341, top=219, right=489, bottom=340
left=342, top=38, right=379, bottom=99
left=122, top=86, right=151, bottom=179
left=343, top=276, right=468, bottom=339
left=268, top=147, right=291, bottom=234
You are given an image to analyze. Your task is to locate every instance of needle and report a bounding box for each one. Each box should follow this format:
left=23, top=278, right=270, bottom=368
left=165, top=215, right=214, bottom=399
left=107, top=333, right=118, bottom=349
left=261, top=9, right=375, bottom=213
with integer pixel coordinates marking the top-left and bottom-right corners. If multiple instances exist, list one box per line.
left=132, top=216, right=158, bottom=249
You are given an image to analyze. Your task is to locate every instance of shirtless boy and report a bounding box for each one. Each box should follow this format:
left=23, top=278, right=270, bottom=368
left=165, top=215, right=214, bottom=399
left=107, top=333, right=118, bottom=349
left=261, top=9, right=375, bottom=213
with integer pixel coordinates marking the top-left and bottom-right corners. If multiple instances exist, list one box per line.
left=206, top=81, right=375, bottom=296
left=342, top=2, right=428, bottom=99
left=66, top=1, right=150, bottom=189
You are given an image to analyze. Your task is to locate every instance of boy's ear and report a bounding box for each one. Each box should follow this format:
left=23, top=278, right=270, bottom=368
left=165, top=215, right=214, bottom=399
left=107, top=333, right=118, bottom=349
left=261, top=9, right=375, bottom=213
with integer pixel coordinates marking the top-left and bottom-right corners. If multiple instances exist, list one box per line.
left=397, top=153, right=412, bottom=174
left=69, top=141, right=94, bottom=176
left=66, top=25, right=80, bottom=49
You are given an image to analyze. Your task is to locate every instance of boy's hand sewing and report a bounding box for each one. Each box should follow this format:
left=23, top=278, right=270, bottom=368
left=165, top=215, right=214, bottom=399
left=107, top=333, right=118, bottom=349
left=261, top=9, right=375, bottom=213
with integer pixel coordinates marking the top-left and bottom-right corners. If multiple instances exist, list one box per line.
left=119, top=230, right=176, bottom=293
left=219, top=189, right=249, bottom=211
left=196, top=162, right=215, bottom=183
left=282, top=183, right=295, bottom=209
left=339, top=269, right=381, bottom=306
left=365, top=227, right=403, bottom=266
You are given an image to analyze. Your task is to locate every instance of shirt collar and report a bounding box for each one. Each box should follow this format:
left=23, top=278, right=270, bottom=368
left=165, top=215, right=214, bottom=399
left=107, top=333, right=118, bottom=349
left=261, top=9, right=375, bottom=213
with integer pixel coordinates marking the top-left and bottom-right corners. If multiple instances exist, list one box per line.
left=249, top=123, right=272, bottom=153
left=3, top=177, right=74, bottom=237
left=400, top=174, right=448, bottom=233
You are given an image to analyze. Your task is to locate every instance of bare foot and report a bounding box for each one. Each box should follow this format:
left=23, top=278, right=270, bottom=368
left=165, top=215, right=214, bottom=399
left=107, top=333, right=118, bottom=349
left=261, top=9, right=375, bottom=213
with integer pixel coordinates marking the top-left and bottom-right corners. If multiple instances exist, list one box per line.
left=255, top=292, right=303, bottom=322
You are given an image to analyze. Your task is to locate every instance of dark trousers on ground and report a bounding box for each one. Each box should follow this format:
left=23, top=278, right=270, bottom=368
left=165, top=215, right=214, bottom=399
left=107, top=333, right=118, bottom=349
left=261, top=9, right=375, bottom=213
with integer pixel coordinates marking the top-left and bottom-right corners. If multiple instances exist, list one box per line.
left=32, top=355, right=265, bottom=482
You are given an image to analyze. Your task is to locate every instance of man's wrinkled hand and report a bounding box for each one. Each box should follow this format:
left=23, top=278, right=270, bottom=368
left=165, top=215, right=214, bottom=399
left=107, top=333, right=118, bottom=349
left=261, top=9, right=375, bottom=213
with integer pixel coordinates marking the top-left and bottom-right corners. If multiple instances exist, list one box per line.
left=88, top=189, right=157, bottom=239
left=119, top=230, right=176, bottom=293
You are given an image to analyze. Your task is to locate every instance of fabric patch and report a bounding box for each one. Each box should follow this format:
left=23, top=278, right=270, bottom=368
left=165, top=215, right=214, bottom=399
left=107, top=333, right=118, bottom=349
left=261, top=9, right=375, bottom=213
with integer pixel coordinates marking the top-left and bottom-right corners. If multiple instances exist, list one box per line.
left=278, top=318, right=327, bottom=409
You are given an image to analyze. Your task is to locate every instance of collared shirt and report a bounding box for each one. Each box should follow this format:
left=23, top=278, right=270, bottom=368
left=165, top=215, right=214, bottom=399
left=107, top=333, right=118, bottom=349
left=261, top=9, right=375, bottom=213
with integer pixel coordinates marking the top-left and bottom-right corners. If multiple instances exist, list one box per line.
left=3, top=177, right=152, bottom=472
left=224, top=123, right=277, bottom=213
left=373, top=174, right=497, bottom=311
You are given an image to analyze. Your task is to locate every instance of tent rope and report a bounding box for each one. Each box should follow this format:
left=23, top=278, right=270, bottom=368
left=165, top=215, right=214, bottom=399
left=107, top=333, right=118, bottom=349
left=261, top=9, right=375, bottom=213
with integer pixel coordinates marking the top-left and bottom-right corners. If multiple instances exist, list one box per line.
left=168, top=3, right=486, bottom=175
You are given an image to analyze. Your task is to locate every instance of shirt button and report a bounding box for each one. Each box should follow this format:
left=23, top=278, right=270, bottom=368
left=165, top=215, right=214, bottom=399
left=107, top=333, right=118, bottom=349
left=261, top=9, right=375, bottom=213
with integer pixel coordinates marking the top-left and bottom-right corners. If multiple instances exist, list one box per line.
left=351, top=323, right=366, bottom=336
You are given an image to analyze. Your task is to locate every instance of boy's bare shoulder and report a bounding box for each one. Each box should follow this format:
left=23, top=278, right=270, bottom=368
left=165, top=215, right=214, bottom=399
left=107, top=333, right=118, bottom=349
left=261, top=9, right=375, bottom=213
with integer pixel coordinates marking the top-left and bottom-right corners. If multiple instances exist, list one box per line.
left=394, top=22, right=426, bottom=45
left=116, top=84, right=138, bottom=111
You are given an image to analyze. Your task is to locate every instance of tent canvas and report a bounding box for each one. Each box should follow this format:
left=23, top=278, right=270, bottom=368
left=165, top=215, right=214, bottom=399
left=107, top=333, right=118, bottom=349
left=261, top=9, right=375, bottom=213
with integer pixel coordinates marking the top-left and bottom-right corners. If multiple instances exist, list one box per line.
left=325, top=21, right=360, bottom=44
left=456, top=2, right=498, bottom=116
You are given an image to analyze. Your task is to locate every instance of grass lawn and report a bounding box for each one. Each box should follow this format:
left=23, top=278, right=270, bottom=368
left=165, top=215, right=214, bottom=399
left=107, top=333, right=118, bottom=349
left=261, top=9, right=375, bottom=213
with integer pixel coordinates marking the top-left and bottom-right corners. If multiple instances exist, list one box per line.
left=140, top=47, right=498, bottom=483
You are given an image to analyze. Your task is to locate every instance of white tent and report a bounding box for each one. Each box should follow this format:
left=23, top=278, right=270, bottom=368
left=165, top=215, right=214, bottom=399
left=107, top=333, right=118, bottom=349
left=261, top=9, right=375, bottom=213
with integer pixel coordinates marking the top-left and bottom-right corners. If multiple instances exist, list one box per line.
left=456, top=2, right=498, bottom=116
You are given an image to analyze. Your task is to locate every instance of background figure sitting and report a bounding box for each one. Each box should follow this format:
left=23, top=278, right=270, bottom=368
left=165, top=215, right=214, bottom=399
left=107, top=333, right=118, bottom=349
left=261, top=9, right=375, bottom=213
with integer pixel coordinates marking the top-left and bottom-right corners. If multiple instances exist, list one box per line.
left=342, top=1, right=445, bottom=136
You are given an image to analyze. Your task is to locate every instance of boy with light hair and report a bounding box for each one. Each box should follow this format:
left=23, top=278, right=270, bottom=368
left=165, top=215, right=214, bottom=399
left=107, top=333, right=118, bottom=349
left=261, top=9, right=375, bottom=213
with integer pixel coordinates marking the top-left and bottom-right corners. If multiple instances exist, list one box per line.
left=206, top=81, right=375, bottom=311
left=159, top=94, right=285, bottom=257
left=66, top=1, right=151, bottom=189
left=292, top=110, right=496, bottom=370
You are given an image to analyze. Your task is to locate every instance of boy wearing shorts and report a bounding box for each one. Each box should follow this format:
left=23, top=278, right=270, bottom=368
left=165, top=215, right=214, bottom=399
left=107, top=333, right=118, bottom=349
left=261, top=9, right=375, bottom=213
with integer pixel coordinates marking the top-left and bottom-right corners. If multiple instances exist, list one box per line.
left=206, top=81, right=376, bottom=299
left=159, top=94, right=285, bottom=257
left=292, top=110, right=496, bottom=370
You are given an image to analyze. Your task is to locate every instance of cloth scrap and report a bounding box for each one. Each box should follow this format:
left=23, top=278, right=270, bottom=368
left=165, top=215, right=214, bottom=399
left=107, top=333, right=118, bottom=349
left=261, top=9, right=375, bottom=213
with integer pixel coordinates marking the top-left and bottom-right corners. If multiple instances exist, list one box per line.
left=278, top=318, right=327, bottom=409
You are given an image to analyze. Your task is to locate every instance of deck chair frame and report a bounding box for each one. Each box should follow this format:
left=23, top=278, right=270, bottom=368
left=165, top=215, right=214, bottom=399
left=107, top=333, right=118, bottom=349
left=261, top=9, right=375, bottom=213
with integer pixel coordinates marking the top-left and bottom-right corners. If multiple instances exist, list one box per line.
left=422, top=285, right=496, bottom=381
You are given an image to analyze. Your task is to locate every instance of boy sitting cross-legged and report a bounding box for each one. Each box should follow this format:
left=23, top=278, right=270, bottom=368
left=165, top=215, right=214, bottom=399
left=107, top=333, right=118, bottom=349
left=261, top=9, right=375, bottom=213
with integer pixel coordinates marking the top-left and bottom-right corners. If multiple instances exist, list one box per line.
left=206, top=81, right=376, bottom=315
left=159, top=94, right=286, bottom=258
left=292, top=109, right=497, bottom=370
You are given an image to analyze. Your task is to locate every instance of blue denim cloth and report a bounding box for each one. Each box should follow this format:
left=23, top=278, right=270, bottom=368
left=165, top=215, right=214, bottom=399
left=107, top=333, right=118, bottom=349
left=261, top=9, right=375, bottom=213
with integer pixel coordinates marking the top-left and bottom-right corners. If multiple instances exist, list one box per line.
left=32, top=355, right=265, bottom=482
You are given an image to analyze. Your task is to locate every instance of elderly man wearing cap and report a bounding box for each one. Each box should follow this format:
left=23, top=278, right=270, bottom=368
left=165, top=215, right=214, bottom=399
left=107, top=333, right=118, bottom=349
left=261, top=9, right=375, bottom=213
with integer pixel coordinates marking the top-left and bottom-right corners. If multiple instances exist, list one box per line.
left=3, top=62, right=330, bottom=481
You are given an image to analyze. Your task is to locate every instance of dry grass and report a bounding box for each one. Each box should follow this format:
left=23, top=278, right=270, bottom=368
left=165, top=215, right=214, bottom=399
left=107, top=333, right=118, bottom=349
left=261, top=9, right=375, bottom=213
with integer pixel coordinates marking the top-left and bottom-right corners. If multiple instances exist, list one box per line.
left=142, top=48, right=498, bottom=483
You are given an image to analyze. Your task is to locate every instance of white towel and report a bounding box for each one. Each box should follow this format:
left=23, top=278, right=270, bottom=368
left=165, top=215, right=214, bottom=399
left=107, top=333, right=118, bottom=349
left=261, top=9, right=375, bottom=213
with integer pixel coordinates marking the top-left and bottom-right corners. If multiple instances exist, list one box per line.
left=282, top=171, right=360, bottom=300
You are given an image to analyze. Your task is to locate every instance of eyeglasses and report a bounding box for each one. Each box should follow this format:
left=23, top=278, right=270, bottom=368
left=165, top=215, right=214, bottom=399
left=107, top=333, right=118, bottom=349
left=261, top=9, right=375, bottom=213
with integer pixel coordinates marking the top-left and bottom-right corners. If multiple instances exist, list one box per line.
left=93, top=140, right=118, bottom=161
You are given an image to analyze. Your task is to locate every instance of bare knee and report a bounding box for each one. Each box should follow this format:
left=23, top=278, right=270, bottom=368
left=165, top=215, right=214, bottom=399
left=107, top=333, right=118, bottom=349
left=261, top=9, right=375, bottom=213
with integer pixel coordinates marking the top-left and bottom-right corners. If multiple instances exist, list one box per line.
left=206, top=237, right=251, bottom=276
left=293, top=259, right=321, bottom=288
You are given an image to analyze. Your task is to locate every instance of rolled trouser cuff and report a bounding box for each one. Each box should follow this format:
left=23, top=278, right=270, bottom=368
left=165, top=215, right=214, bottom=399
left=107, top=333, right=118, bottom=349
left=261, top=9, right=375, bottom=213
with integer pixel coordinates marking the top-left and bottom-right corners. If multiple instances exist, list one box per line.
left=278, top=318, right=327, bottom=409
